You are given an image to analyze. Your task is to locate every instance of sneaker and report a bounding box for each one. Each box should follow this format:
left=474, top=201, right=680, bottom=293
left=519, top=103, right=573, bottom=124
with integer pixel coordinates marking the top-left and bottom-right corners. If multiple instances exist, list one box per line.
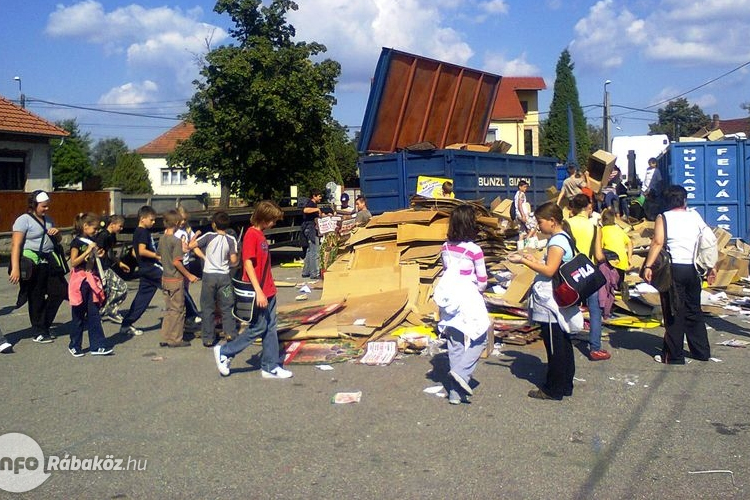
left=261, top=366, right=293, bottom=379
left=91, top=347, right=114, bottom=356
left=105, top=313, right=124, bottom=324
left=32, top=334, right=54, bottom=344
left=120, top=326, right=143, bottom=336
left=448, top=389, right=461, bottom=405
left=0, top=342, right=13, bottom=354
left=213, top=345, right=231, bottom=376
left=590, top=350, right=612, bottom=361
left=653, top=354, right=663, bottom=363
left=528, top=388, right=562, bottom=401
left=68, top=347, right=85, bottom=358
left=449, top=370, right=473, bottom=395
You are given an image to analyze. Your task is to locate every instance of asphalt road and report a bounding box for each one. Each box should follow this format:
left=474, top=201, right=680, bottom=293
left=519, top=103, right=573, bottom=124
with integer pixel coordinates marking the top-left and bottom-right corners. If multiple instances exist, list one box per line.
left=1, top=253, right=749, bottom=499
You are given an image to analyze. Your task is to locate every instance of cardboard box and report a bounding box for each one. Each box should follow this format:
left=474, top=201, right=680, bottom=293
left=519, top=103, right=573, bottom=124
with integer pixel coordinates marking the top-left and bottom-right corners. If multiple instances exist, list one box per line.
left=545, top=185, right=559, bottom=201
left=491, top=198, right=513, bottom=219
left=586, top=149, right=616, bottom=193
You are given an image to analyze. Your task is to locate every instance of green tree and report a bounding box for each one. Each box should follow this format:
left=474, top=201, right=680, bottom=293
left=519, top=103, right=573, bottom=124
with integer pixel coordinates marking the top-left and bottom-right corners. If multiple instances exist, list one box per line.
left=52, top=119, right=93, bottom=188
left=325, top=122, right=358, bottom=187
left=539, top=49, right=590, bottom=167
left=111, top=153, right=152, bottom=194
left=91, top=138, right=129, bottom=188
left=169, top=0, right=341, bottom=206
left=587, top=124, right=604, bottom=154
left=648, top=98, right=711, bottom=140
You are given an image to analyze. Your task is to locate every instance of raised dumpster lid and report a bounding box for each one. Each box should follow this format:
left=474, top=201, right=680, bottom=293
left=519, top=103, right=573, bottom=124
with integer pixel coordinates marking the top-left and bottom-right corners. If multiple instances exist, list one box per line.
left=358, top=48, right=501, bottom=154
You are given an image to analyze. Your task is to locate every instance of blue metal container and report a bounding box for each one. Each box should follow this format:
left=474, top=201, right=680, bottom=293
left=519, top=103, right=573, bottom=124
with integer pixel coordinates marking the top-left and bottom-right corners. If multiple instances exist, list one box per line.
left=359, top=149, right=558, bottom=214
left=659, top=140, right=747, bottom=238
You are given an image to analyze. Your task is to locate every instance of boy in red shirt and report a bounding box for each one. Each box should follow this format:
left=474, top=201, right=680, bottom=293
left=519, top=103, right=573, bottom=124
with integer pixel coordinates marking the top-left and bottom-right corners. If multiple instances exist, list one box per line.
left=213, top=201, right=292, bottom=379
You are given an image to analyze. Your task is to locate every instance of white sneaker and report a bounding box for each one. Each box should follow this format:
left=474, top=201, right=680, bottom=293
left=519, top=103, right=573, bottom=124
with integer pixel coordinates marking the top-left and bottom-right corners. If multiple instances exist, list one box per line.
left=654, top=354, right=663, bottom=363
left=261, top=366, right=293, bottom=379
left=91, top=347, right=114, bottom=356
left=0, top=342, right=12, bottom=354
left=68, top=347, right=85, bottom=358
left=105, top=313, right=124, bottom=324
left=213, top=345, right=231, bottom=376
left=120, top=326, right=143, bottom=336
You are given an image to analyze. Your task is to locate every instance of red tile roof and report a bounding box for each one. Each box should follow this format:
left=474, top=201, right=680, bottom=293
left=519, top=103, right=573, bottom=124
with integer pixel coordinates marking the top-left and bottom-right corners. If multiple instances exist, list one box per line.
left=0, top=95, right=69, bottom=138
left=136, top=121, right=195, bottom=156
left=719, top=117, right=750, bottom=135
left=491, top=76, right=546, bottom=121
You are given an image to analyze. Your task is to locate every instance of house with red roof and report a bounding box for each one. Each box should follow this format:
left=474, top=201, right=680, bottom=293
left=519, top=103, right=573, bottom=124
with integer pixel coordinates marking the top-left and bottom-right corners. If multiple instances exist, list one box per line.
left=486, top=76, right=546, bottom=156
left=135, top=121, right=220, bottom=197
left=0, top=95, right=69, bottom=191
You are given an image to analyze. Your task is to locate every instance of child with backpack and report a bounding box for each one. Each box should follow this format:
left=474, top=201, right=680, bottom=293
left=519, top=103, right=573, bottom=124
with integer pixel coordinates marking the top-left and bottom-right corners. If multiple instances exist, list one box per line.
left=212, top=201, right=292, bottom=379
left=95, top=215, right=129, bottom=323
left=434, top=205, right=489, bottom=404
left=68, top=212, right=113, bottom=357
left=189, top=211, right=239, bottom=347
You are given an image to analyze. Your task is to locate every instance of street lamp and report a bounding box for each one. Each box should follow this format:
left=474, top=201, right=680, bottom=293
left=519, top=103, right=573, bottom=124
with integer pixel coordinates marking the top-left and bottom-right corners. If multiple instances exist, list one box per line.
left=603, top=80, right=611, bottom=151
left=13, top=76, right=25, bottom=108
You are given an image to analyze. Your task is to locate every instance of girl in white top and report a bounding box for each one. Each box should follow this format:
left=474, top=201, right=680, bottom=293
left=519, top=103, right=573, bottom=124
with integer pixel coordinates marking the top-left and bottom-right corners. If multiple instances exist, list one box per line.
left=644, top=185, right=713, bottom=364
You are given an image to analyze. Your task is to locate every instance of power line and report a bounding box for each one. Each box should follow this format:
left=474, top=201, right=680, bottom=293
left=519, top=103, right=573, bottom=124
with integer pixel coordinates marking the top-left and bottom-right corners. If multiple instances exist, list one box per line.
left=27, top=97, right=182, bottom=121
left=645, top=59, right=750, bottom=110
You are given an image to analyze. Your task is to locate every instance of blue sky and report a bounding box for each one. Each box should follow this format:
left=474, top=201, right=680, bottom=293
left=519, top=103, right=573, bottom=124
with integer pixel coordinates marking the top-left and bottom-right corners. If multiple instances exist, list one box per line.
left=2, top=0, right=749, bottom=150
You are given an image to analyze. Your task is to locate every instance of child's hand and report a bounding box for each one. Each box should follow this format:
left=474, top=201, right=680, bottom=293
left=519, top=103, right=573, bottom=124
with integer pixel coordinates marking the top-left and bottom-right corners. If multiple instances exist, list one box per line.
left=119, top=262, right=131, bottom=273
left=507, top=253, right=524, bottom=264
left=187, top=274, right=199, bottom=283
left=191, top=230, right=201, bottom=240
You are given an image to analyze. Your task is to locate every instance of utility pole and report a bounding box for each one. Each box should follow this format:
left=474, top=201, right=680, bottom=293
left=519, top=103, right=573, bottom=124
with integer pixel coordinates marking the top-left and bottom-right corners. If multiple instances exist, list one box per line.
left=13, top=76, right=25, bottom=108
left=603, top=80, right=611, bottom=151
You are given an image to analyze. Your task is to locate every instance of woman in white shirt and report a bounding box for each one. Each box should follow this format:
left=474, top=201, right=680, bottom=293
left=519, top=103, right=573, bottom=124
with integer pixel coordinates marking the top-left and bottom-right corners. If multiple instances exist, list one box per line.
left=643, top=185, right=713, bottom=364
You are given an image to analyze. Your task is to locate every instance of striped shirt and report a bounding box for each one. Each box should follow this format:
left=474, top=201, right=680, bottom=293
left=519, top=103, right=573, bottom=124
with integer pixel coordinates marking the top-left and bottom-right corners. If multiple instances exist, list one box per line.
left=440, top=241, right=488, bottom=292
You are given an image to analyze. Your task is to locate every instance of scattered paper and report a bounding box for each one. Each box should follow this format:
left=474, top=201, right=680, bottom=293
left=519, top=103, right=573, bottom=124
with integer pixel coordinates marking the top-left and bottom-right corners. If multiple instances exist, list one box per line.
left=710, top=357, right=723, bottom=362
left=151, top=356, right=165, bottom=362
left=353, top=318, right=367, bottom=326
left=359, top=341, right=398, bottom=366
left=299, top=284, right=312, bottom=293
left=332, top=391, right=362, bottom=404
left=295, top=294, right=309, bottom=301
left=315, top=364, right=334, bottom=371
left=718, top=339, right=749, bottom=348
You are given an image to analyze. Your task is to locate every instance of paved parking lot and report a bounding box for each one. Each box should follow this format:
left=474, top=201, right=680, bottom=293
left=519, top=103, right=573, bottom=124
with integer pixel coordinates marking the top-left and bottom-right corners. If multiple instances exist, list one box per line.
left=1, top=255, right=750, bottom=498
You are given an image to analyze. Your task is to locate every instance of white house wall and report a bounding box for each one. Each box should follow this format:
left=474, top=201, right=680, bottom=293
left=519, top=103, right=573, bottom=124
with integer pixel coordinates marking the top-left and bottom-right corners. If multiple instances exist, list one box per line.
left=141, top=157, right=221, bottom=197
left=0, top=139, right=53, bottom=192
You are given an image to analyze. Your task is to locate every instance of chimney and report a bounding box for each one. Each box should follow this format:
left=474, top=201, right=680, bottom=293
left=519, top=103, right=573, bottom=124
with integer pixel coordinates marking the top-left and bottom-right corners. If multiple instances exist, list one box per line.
left=711, top=114, right=720, bottom=130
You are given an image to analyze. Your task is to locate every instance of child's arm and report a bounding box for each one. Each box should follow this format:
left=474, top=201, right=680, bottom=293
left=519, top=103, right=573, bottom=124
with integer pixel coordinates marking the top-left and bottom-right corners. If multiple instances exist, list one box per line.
left=173, top=257, right=198, bottom=283
left=138, top=243, right=160, bottom=261
left=69, top=244, right=96, bottom=268
left=244, top=257, right=267, bottom=308
left=229, top=252, right=239, bottom=267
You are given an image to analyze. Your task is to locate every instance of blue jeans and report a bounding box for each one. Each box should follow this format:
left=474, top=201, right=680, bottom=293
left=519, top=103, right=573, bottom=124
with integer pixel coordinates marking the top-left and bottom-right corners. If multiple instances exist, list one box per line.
left=302, top=225, right=320, bottom=278
left=70, top=280, right=108, bottom=351
left=122, top=265, right=161, bottom=328
left=587, top=292, right=603, bottom=352
left=220, top=295, right=281, bottom=372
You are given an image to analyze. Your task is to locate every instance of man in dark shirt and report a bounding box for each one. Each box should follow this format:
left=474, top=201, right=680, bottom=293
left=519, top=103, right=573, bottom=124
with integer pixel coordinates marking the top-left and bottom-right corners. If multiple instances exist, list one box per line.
left=302, top=189, right=323, bottom=279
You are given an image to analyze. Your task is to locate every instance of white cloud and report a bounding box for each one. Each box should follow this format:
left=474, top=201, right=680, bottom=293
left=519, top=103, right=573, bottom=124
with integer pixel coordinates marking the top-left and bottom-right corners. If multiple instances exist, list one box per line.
left=571, top=0, right=750, bottom=69
left=287, top=0, right=473, bottom=91
left=570, top=0, right=646, bottom=70
left=479, top=0, right=509, bottom=14
left=46, top=1, right=227, bottom=97
left=483, top=52, right=540, bottom=76
left=99, top=81, right=159, bottom=106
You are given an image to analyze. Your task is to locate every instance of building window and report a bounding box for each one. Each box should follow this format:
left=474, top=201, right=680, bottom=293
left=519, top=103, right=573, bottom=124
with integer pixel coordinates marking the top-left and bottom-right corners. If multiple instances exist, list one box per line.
left=524, top=129, right=534, bottom=156
left=485, top=129, right=497, bottom=143
left=161, top=169, right=188, bottom=185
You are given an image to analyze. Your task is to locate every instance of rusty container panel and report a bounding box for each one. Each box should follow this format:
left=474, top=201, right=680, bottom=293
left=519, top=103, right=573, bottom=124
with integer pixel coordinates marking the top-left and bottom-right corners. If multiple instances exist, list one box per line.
left=358, top=48, right=501, bottom=154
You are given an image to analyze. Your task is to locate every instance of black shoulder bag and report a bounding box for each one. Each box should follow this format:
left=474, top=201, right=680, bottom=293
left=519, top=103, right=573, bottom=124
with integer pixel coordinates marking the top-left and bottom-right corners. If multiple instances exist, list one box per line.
left=552, top=231, right=607, bottom=308
left=640, top=215, right=672, bottom=293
